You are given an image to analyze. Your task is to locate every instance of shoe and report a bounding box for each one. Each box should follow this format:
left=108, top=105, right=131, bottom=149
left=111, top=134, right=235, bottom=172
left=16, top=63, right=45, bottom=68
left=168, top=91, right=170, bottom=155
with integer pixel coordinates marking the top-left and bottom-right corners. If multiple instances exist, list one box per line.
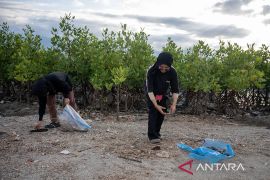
left=45, top=122, right=60, bottom=128
left=150, top=138, right=161, bottom=144
left=157, top=133, right=162, bottom=140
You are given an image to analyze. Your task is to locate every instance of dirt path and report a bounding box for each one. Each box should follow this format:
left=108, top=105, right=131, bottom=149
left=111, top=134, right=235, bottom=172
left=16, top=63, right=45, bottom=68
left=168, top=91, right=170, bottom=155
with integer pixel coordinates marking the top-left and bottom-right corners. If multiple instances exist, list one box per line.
left=0, top=110, right=269, bottom=179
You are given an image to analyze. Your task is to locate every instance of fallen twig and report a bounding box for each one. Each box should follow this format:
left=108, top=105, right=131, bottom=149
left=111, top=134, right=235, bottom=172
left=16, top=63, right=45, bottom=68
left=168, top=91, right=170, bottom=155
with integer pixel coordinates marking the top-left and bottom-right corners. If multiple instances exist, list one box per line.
left=118, top=155, right=142, bottom=163
left=78, top=147, right=92, bottom=152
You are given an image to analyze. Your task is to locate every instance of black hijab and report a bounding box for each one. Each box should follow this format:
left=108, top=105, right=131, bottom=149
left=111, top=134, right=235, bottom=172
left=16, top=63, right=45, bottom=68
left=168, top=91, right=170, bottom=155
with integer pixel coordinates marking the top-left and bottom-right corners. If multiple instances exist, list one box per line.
left=149, top=52, right=173, bottom=75
left=154, top=52, right=173, bottom=68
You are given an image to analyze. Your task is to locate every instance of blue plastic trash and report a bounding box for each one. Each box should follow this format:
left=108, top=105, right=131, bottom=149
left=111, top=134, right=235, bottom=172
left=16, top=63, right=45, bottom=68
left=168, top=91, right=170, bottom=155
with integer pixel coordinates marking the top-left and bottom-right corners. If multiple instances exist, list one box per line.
left=177, top=138, right=235, bottom=163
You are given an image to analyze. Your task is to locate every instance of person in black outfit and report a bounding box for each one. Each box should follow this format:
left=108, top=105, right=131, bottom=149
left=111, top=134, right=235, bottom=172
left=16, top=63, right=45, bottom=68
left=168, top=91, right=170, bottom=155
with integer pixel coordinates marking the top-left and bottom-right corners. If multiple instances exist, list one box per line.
left=31, top=72, right=77, bottom=129
left=145, top=52, right=179, bottom=144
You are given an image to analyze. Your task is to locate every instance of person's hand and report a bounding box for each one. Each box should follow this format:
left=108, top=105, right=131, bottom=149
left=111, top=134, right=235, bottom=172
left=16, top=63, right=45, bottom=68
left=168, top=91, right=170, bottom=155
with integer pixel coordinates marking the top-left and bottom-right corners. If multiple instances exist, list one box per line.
left=170, top=104, right=176, bottom=114
left=34, top=121, right=43, bottom=129
left=155, top=105, right=168, bottom=115
left=64, top=98, right=70, bottom=106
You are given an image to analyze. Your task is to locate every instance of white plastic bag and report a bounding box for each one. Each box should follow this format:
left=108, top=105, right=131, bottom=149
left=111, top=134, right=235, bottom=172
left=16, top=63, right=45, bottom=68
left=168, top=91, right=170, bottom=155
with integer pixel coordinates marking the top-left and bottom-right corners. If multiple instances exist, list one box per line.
left=59, top=105, right=91, bottom=132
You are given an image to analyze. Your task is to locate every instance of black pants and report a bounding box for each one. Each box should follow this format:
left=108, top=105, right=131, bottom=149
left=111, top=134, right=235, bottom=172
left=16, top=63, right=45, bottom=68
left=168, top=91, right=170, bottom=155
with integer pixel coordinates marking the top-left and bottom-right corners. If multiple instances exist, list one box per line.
left=147, top=98, right=167, bottom=140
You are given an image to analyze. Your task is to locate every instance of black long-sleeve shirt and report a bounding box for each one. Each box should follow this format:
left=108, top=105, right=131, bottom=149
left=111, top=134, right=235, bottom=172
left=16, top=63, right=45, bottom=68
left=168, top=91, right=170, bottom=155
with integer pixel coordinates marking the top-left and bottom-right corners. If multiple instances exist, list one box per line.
left=32, top=72, right=73, bottom=120
left=146, top=65, right=179, bottom=96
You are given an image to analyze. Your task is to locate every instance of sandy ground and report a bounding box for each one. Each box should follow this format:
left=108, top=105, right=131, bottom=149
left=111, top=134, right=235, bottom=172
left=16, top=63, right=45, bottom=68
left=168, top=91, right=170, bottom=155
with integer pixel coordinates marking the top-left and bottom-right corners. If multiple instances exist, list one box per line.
left=0, top=103, right=270, bottom=180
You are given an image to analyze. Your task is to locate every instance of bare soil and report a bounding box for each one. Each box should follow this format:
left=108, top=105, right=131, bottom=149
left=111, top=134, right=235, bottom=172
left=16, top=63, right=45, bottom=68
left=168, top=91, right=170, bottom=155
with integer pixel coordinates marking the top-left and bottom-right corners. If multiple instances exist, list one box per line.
left=0, top=102, right=269, bottom=180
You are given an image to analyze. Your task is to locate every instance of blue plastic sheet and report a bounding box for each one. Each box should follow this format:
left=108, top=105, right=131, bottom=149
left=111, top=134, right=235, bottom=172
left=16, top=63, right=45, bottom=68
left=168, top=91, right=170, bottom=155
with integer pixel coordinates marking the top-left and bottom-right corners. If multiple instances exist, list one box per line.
left=177, top=138, right=235, bottom=163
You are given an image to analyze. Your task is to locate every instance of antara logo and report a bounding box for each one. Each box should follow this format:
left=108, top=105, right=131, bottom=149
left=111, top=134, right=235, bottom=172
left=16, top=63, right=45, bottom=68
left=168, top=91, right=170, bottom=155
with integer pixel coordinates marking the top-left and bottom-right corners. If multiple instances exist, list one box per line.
left=178, top=160, right=193, bottom=175
left=178, top=160, right=245, bottom=175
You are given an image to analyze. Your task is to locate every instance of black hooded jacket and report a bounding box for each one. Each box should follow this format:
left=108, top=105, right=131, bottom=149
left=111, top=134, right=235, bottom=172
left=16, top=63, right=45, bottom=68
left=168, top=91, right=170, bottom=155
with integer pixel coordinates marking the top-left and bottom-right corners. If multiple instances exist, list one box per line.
left=31, top=72, right=73, bottom=120
left=145, top=52, right=179, bottom=97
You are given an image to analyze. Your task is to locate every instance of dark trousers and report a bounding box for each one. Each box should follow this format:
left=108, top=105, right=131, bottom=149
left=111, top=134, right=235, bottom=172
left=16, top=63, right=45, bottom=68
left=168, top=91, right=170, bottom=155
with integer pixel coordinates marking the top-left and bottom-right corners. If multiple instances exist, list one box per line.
left=147, top=98, right=166, bottom=140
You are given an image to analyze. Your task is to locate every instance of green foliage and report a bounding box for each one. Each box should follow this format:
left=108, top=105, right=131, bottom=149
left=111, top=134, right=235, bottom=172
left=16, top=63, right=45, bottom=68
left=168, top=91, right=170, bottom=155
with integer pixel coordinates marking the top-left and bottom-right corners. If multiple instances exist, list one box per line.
left=0, top=14, right=269, bottom=106
left=0, top=22, right=22, bottom=83
left=13, top=25, right=46, bottom=82
left=51, top=13, right=77, bottom=73
left=216, top=41, right=265, bottom=91
left=89, top=24, right=154, bottom=90
left=89, top=28, right=121, bottom=90
left=124, top=27, right=155, bottom=88
left=112, top=66, right=128, bottom=85
left=163, top=39, right=267, bottom=93
left=162, top=37, right=184, bottom=73
left=255, top=44, right=270, bottom=88
left=164, top=40, right=221, bottom=92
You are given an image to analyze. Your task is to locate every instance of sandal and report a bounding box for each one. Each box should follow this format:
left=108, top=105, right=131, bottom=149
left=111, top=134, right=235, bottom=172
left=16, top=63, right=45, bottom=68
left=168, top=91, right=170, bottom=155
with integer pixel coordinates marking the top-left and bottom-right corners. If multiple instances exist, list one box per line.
left=45, top=122, right=61, bottom=128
